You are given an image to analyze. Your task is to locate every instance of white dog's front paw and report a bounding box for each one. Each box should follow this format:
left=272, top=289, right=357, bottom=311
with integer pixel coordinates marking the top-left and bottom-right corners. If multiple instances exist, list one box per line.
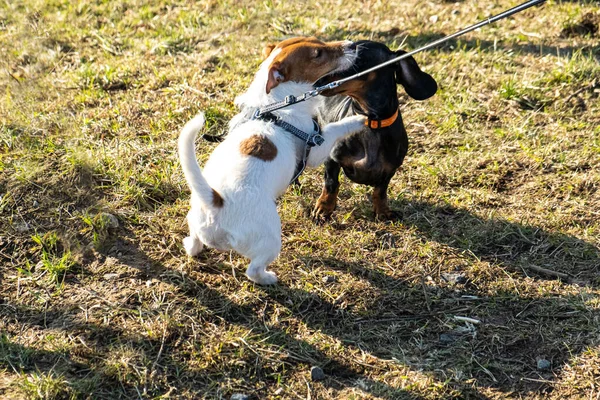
left=183, top=236, right=203, bottom=256
left=246, top=270, right=278, bottom=285
left=343, top=115, right=367, bottom=132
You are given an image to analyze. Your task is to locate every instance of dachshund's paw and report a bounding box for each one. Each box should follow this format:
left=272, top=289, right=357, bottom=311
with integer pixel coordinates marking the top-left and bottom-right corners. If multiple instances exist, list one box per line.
left=311, top=201, right=335, bottom=224
left=375, top=208, right=401, bottom=222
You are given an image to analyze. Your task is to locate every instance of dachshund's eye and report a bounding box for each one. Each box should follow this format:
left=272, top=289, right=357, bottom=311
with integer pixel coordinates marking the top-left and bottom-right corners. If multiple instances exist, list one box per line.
left=314, top=48, right=322, bottom=58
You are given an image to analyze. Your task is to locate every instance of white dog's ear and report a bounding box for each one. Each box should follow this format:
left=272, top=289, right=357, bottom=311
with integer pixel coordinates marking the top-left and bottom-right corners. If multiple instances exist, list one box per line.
left=266, top=63, right=284, bottom=94
left=262, top=44, right=276, bottom=59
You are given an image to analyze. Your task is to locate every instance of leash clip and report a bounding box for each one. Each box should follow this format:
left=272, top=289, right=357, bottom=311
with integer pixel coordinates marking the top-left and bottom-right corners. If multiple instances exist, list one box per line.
left=307, top=134, right=324, bottom=147
left=307, top=120, right=324, bottom=147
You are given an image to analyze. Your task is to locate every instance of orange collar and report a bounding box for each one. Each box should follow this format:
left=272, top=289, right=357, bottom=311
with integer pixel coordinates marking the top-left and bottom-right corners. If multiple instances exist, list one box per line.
left=366, top=108, right=399, bottom=129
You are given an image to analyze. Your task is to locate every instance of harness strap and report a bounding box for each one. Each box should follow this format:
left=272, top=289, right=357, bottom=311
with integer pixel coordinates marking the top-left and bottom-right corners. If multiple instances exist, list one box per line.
left=252, top=111, right=323, bottom=184
left=201, top=132, right=226, bottom=143
left=366, top=108, right=399, bottom=129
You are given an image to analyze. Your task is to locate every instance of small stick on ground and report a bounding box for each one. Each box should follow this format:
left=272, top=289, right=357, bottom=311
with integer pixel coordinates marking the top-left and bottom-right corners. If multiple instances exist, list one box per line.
left=420, top=275, right=432, bottom=312
left=525, top=265, right=570, bottom=281
left=454, top=316, right=481, bottom=324
left=563, top=79, right=598, bottom=104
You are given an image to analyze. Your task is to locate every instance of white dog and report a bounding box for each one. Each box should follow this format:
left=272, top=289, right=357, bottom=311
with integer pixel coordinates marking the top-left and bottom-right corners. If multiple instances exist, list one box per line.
left=178, top=37, right=365, bottom=285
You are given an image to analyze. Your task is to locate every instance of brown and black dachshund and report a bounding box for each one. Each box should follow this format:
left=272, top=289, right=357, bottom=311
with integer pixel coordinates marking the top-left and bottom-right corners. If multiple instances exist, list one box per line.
left=313, top=40, right=438, bottom=220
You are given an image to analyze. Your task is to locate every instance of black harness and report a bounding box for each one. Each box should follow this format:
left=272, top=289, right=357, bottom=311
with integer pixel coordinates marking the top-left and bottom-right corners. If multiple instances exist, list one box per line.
left=251, top=111, right=324, bottom=184
left=202, top=107, right=325, bottom=185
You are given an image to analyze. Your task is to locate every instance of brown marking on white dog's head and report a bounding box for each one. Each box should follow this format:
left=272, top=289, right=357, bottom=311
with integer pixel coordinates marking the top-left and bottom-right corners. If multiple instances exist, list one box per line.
left=265, top=37, right=355, bottom=94
left=239, top=135, right=278, bottom=161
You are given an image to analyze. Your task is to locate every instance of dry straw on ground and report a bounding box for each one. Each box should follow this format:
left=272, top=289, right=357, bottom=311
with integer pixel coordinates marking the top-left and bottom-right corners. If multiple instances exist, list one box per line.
left=1, top=0, right=599, bottom=399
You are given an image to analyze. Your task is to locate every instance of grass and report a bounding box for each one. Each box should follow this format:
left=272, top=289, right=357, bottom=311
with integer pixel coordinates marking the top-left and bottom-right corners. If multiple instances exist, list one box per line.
left=1, top=0, right=599, bottom=398
left=17, top=371, right=72, bottom=400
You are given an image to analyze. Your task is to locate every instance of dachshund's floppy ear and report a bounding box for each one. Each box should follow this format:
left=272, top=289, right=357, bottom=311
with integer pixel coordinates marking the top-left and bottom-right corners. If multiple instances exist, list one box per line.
left=394, top=50, right=437, bottom=100
left=262, top=44, right=276, bottom=59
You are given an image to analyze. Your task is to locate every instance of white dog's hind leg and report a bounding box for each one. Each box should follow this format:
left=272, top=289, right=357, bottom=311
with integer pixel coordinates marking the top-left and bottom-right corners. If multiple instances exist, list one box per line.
left=184, top=212, right=205, bottom=256
left=244, top=236, right=281, bottom=285
left=306, top=115, right=366, bottom=167
left=183, top=235, right=203, bottom=256
left=246, top=256, right=279, bottom=285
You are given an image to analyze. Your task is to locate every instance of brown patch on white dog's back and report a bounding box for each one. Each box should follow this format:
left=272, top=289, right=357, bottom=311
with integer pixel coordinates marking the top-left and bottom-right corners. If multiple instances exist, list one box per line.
left=212, top=189, right=224, bottom=208
left=239, top=135, right=278, bottom=161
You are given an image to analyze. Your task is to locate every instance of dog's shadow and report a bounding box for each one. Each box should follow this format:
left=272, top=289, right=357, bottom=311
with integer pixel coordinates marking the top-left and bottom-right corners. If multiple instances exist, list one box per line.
left=286, top=194, right=599, bottom=396
left=114, top=235, right=430, bottom=399
left=268, top=253, right=596, bottom=396
left=386, top=198, right=599, bottom=286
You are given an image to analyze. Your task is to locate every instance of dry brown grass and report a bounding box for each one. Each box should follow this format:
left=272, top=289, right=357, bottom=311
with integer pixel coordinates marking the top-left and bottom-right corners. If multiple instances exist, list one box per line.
left=1, top=0, right=599, bottom=399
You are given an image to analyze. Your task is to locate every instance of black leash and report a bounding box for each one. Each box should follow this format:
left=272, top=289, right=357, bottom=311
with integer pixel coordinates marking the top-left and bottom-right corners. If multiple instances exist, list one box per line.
left=202, top=0, right=549, bottom=183
left=204, top=0, right=547, bottom=143
left=253, top=0, right=548, bottom=118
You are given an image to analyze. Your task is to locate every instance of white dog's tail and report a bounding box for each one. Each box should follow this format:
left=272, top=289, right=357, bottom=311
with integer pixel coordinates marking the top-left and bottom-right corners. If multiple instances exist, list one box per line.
left=178, top=113, right=222, bottom=211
